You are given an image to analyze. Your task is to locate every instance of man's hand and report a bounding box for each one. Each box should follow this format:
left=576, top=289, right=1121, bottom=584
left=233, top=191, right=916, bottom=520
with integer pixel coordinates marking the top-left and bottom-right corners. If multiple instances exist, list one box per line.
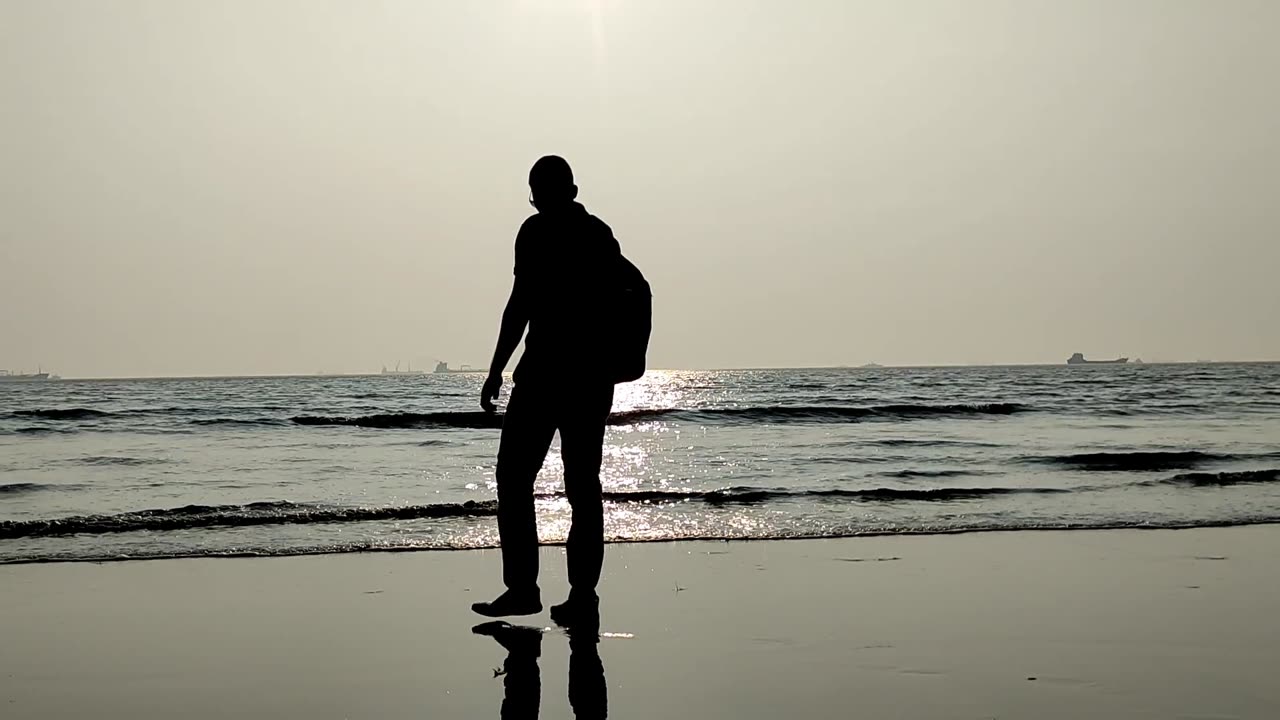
left=481, top=373, right=503, bottom=413
left=483, top=280, right=527, bottom=413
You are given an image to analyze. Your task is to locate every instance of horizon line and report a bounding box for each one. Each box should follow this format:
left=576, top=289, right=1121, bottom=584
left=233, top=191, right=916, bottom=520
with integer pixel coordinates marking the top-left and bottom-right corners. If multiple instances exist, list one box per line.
left=13, top=359, right=1279, bottom=382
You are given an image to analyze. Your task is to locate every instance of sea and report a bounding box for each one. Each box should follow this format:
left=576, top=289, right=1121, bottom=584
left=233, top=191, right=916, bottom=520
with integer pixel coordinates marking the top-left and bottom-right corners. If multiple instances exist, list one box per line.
left=2, top=364, right=1279, bottom=565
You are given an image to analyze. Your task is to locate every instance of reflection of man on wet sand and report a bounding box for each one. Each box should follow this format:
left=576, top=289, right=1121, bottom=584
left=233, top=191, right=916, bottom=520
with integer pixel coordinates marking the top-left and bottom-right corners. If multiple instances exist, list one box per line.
left=474, top=606, right=607, bottom=720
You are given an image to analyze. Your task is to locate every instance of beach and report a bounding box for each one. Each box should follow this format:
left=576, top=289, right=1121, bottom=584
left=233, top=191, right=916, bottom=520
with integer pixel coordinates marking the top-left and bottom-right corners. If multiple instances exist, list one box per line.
left=6, top=0, right=1279, bottom=716
left=3, top=525, right=1277, bottom=719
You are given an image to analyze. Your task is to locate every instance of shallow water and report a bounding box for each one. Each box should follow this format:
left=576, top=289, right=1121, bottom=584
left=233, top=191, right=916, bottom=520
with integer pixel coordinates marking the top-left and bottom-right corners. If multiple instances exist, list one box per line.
left=2, top=363, right=1278, bottom=563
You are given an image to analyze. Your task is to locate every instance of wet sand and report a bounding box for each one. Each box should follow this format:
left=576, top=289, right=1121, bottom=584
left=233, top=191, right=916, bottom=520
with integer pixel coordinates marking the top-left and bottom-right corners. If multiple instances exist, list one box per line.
left=2, top=525, right=1278, bottom=719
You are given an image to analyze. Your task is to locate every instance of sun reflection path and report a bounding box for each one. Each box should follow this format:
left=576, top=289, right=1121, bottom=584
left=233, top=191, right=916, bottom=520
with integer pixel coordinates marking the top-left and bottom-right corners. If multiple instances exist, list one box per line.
left=471, top=371, right=757, bottom=542
left=609, top=370, right=695, bottom=414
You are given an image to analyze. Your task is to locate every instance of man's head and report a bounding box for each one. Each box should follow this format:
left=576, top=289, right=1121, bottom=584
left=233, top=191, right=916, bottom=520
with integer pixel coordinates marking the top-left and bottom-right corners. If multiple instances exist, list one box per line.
left=528, top=155, right=577, bottom=210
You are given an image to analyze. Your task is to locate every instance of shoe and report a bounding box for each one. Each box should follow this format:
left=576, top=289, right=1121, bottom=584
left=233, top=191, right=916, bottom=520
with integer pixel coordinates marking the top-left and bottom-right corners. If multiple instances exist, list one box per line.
left=472, top=588, right=543, bottom=618
left=550, top=590, right=600, bottom=632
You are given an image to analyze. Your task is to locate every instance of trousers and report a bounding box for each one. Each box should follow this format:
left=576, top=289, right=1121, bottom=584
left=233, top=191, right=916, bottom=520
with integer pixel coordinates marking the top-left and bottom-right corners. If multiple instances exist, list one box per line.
left=496, top=381, right=615, bottom=592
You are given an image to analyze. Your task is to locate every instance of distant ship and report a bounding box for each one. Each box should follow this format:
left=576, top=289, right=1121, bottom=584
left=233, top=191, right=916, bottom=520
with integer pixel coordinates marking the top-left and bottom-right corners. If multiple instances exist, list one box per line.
left=381, top=362, right=425, bottom=376
left=1067, top=353, right=1129, bottom=365
left=433, top=361, right=482, bottom=374
left=0, top=370, right=53, bottom=383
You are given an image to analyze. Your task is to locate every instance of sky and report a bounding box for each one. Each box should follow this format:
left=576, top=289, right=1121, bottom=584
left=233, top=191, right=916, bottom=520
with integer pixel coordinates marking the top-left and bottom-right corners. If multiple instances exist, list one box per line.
left=2, top=0, right=1277, bottom=377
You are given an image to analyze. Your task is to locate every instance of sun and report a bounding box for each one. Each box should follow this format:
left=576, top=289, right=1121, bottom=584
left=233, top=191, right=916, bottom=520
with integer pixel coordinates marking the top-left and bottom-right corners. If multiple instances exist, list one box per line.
left=516, top=0, right=609, bottom=64
left=515, top=0, right=611, bottom=93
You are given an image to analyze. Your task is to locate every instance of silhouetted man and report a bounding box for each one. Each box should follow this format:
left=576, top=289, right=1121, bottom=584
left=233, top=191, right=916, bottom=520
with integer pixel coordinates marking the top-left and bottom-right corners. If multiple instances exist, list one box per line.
left=473, top=156, right=621, bottom=624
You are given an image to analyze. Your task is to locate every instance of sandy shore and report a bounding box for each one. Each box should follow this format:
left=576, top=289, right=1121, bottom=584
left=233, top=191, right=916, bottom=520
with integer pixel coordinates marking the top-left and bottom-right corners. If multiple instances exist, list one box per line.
left=2, top=525, right=1278, bottom=719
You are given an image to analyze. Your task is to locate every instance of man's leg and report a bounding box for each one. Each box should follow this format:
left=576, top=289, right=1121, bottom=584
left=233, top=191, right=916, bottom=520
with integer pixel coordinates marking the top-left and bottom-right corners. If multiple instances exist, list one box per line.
left=475, top=383, right=556, bottom=617
left=554, top=384, right=614, bottom=611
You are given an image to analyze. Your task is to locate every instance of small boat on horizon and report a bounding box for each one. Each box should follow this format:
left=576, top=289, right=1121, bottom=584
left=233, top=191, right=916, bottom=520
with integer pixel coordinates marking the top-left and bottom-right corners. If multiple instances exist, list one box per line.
left=1067, top=353, right=1129, bottom=365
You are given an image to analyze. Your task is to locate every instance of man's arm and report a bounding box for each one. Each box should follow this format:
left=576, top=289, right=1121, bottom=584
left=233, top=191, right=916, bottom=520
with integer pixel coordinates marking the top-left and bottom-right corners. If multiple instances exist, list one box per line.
left=488, top=283, right=528, bottom=375
left=480, top=280, right=529, bottom=413
left=481, top=219, right=536, bottom=412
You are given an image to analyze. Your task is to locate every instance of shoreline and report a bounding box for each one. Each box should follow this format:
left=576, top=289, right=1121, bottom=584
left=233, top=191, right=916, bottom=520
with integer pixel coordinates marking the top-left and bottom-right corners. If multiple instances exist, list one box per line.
left=5, top=518, right=1280, bottom=567
left=3, top=525, right=1278, bottom=718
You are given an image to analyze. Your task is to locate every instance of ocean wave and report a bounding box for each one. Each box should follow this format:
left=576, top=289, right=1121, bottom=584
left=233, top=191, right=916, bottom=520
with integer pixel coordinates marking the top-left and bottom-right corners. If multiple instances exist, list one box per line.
left=1026, top=450, right=1227, bottom=471
left=4, top=406, right=292, bottom=426
left=0, top=482, right=58, bottom=495
left=1148, top=469, right=1280, bottom=488
left=0, top=484, right=1067, bottom=539
left=806, top=455, right=913, bottom=465
left=292, top=411, right=503, bottom=429
left=5, top=402, right=1026, bottom=432
left=595, top=485, right=1062, bottom=504
left=291, top=403, right=1027, bottom=430
left=627, top=404, right=1027, bottom=424
left=813, top=486, right=1065, bottom=501
left=868, top=439, right=1003, bottom=448
left=0, top=500, right=499, bottom=539
left=9, top=517, right=1280, bottom=565
left=13, top=426, right=79, bottom=435
left=9, top=408, right=112, bottom=420
left=874, top=469, right=992, bottom=479
left=190, top=418, right=290, bottom=427
left=75, top=455, right=169, bottom=467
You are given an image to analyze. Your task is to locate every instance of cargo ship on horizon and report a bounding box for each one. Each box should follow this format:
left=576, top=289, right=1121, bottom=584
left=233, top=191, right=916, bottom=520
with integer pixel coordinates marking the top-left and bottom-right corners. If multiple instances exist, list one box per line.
left=1067, top=353, right=1129, bottom=365
left=380, top=362, right=425, bottom=376
left=0, top=369, right=55, bottom=382
left=433, top=361, right=482, bottom=374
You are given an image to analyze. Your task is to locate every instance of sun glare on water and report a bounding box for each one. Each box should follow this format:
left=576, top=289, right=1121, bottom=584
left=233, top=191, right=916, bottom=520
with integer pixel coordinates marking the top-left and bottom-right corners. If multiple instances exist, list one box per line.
left=610, top=370, right=687, bottom=414
left=529, top=370, right=708, bottom=543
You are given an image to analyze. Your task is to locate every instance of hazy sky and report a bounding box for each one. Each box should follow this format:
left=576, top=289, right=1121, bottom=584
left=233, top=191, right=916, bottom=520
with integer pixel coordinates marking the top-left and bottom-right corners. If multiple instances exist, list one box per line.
left=2, top=1, right=1277, bottom=377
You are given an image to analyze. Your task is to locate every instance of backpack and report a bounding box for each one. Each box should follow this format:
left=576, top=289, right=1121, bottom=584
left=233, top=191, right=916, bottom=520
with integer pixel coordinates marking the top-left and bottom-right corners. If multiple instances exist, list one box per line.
left=610, top=255, right=651, bottom=384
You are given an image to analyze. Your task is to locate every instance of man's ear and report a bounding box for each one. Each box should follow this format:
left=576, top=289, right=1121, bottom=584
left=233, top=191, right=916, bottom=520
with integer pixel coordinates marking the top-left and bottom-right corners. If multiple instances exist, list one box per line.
left=570, top=184, right=579, bottom=201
